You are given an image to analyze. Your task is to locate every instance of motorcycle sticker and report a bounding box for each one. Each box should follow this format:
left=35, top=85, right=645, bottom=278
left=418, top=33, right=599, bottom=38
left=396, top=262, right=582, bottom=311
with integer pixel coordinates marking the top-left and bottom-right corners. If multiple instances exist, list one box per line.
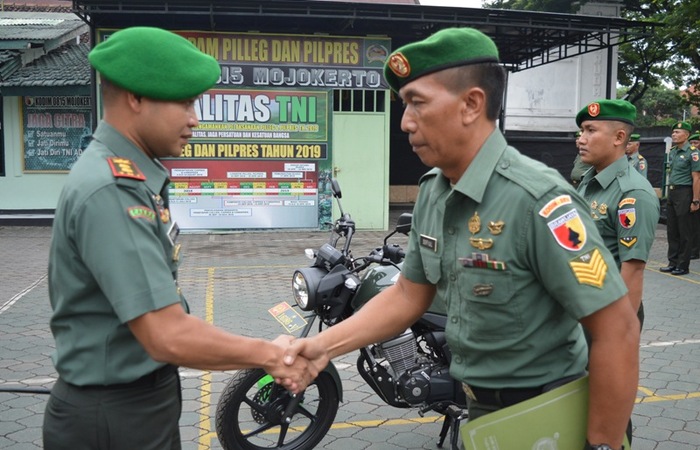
left=268, top=302, right=308, bottom=333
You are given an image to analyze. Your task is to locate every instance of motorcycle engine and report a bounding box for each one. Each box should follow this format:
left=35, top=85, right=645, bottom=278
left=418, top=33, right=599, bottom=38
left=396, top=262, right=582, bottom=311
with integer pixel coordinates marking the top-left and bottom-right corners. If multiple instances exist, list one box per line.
left=376, top=330, right=455, bottom=406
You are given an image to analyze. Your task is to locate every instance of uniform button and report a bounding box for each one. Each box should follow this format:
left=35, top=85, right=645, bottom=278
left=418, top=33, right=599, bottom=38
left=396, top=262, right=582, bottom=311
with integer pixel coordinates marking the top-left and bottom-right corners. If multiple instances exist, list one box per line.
left=450, top=273, right=456, bottom=281
left=448, top=227, right=455, bottom=235
left=455, top=356, right=462, bottom=363
left=500, top=160, right=510, bottom=169
left=451, top=317, right=458, bottom=323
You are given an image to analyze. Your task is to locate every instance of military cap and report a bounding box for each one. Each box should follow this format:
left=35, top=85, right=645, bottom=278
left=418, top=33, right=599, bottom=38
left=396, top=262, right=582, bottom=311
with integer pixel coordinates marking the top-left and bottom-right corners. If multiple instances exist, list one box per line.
left=629, top=133, right=640, bottom=142
left=576, top=99, right=636, bottom=127
left=690, top=133, right=700, bottom=141
left=384, top=27, right=499, bottom=93
left=672, top=121, right=692, bottom=132
left=89, top=27, right=220, bottom=101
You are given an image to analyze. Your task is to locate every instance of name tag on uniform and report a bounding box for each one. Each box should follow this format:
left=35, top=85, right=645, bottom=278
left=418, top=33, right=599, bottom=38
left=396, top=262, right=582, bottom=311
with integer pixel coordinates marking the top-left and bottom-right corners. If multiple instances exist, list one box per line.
left=420, top=234, right=438, bottom=252
left=168, top=221, right=180, bottom=246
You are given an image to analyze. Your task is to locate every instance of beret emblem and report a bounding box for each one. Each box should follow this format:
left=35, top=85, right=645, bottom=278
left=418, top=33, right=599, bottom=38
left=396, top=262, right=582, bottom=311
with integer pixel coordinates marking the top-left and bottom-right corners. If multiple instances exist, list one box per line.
left=588, top=102, right=600, bottom=118
left=677, top=122, right=683, bottom=128
left=388, top=52, right=411, bottom=78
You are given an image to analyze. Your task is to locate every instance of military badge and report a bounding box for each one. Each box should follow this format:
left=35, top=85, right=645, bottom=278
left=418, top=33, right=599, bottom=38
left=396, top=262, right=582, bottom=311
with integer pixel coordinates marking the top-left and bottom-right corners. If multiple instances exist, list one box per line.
left=588, top=102, right=601, bottom=117
left=693, top=153, right=699, bottom=162
left=639, top=162, right=646, bottom=170
left=618, top=207, right=636, bottom=229
left=598, top=203, right=608, bottom=215
left=472, top=284, right=494, bottom=296
left=547, top=209, right=587, bottom=251
left=469, top=237, right=493, bottom=250
left=539, top=195, right=572, bottom=218
left=388, top=52, right=411, bottom=78
left=618, top=197, right=636, bottom=207
left=619, top=236, right=637, bottom=248
left=108, top=157, right=146, bottom=181
left=590, top=200, right=598, bottom=210
left=459, top=252, right=506, bottom=270
left=488, top=220, right=505, bottom=235
left=127, top=206, right=156, bottom=223
left=568, top=248, right=608, bottom=288
left=468, top=211, right=481, bottom=234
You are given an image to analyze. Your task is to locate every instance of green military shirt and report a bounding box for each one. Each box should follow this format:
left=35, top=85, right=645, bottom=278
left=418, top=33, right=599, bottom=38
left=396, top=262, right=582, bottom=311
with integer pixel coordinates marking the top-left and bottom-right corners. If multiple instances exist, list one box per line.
left=667, top=142, right=700, bottom=186
left=48, top=121, right=186, bottom=386
left=401, top=130, right=627, bottom=389
left=577, top=156, right=659, bottom=269
left=628, top=152, right=648, bottom=178
left=570, top=153, right=592, bottom=184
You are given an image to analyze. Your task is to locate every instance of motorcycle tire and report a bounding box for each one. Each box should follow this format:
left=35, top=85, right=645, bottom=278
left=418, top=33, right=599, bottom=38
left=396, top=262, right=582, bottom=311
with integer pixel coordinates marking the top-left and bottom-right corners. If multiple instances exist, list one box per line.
left=215, top=368, right=339, bottom=450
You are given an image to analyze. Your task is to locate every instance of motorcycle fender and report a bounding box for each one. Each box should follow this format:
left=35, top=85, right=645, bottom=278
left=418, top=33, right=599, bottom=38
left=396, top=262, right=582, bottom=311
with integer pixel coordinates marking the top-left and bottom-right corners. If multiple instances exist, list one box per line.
left=322, top=361, right=343, bottom=402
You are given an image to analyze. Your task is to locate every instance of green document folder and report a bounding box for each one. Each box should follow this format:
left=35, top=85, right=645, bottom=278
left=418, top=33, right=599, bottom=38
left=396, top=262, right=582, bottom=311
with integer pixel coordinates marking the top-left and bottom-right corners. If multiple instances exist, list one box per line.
left=460, top=376, right=631, bottom=449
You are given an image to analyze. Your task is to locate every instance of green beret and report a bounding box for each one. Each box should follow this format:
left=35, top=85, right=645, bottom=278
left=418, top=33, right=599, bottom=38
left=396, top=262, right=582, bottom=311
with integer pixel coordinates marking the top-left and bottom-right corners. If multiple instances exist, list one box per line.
left=629, top=133, right=640, bottom=142
left=576, top=99, right=636, bottom=127
left=384, top=27, right=499, bottom=93
left=672, top=121, right=692, bottom=132
left=690, top=133, right=700, bottom=141
left=89, top=27, right=220, bottom=101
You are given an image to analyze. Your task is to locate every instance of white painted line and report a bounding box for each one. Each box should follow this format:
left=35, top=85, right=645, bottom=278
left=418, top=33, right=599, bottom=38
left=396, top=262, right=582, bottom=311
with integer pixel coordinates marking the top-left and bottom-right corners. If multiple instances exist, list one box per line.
left=0, top=274, right=47, bottom=316
left=641, top=339, right=700, bottom=348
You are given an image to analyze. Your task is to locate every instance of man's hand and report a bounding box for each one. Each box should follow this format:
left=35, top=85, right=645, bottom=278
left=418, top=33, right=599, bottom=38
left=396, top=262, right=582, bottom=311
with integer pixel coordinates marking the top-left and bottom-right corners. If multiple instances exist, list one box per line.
left=277, top=337, right=330, bottom=391
left=264, top=335, right=319, bottom=394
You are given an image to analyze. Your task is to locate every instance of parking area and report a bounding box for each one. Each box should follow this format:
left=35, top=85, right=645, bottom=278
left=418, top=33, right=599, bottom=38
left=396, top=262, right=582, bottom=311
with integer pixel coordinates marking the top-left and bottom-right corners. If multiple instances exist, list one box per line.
left=1, top=216, right=700, bottom=449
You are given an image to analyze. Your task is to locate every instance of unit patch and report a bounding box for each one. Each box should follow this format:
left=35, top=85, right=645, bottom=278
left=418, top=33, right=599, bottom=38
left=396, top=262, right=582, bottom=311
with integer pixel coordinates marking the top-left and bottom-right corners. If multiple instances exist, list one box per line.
left=618, top=208, right=636, bottom=229
left=539, top=195, right=572, bottom=218
left=618, top=197, right=636, bottom=207
left=547, top=209, right=587, bottom=251
left=108, top=157, right=146, bottom=181
left=619, top=236, right=637, bottom=248
left=569, top=248, right=608, bottom=288
left=127, top=206, right=156, bottom=223
left=693, top=153, right=699, bottom=162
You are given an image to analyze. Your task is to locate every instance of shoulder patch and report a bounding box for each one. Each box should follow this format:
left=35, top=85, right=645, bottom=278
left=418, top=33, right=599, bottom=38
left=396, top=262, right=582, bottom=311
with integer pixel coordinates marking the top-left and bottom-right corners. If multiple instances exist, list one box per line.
left=618, top=197, right=636, bottom=207
left=693, top=153, right=699, bottom=162
left=108, top=157, right=146, bottom=181
left=618, top=207, right=636, bottom=229
left=637, top=154, right=644, bottom=160
left=127, top=206, right=157, bottom=223
left=539, top=195, right=572, bottom=218
left=568, top=248, right=607, bottom=288
left=547, top=208, right=587, bottom=251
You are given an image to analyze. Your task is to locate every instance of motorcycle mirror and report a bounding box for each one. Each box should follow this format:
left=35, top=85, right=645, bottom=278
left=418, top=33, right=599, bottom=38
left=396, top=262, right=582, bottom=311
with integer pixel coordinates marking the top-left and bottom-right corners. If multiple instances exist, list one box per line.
left=395, top=213, right=412, bottom=235
left=330, top=179, right=342, bottom=199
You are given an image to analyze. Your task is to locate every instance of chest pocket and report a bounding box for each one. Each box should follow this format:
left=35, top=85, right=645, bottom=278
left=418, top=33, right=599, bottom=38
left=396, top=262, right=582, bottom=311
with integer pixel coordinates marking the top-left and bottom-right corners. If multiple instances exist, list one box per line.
left=420, top=246, right=442, bottom=285
left=456, top=270, right=521, bottom=340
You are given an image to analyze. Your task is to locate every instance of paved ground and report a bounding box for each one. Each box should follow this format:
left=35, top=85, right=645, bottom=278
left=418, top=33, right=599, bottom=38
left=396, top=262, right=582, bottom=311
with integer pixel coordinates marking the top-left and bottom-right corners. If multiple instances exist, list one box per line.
left=1, top=210, right=700, bottom=450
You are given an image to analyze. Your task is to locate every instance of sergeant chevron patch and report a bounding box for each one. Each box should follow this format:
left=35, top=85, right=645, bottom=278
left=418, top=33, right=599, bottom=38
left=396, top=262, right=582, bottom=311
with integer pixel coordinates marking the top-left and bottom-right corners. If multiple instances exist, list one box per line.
left=568, top=248, right=607, bottom=288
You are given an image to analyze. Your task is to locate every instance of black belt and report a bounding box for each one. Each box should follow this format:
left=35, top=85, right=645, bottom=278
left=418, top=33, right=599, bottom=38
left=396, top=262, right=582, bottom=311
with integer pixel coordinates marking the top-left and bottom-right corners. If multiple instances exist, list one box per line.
left=69, top=364, right=179, bottom=391
left=668, top=185, right=691, bottom=190
left=462, top=383, right=544, bottom=407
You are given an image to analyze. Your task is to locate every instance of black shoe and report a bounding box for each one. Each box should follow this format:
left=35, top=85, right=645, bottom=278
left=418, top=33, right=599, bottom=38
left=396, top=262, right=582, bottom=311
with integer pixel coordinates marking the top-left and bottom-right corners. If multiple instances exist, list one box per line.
left=671, top=268, right=689, bottom=276
left=660, top=265, right=677, bottom=273
left=691, top=254, right=700, bottom=260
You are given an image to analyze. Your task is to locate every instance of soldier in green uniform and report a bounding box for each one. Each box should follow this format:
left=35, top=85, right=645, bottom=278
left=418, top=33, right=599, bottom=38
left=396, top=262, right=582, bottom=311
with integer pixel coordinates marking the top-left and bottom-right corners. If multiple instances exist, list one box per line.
left=690, top=132, right=700, bottom=259
left=659, top=121, right=700, bottom=275
left=284, top=28, right=639, bottom=450
left=571, top=130, right=593, bottom=186
left=575, top=100, right=659, bottom=330
left=625, top=133, right=648, bottom=178
left=43, top=27, right=315, bottom=450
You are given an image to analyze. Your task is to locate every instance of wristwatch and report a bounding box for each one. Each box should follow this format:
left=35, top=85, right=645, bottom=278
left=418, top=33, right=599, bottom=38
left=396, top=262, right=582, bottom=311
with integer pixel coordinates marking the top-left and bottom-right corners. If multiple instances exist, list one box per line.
left=584, top=442, right=622, bottom=450
left=692, top=199, right=700, bottom=205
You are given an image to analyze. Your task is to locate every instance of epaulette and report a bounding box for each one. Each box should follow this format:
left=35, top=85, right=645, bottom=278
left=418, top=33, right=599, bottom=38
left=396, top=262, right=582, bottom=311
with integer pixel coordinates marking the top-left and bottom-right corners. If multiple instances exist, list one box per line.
left=418, top=168, right=440, bottom=185
left=637, top=154, right=644, bottom=160
left=107, top=156, right=146, bottom=181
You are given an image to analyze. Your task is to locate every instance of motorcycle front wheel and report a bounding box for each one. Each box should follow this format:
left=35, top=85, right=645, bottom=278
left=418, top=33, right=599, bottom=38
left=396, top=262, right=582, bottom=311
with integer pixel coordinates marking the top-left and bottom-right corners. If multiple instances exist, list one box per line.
left=215, top=368, right=339, bottom=450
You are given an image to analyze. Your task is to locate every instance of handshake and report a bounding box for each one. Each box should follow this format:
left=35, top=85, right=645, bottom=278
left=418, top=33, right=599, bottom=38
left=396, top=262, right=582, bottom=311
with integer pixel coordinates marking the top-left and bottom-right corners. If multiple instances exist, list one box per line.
left=265, top=335, right=330, bottom=394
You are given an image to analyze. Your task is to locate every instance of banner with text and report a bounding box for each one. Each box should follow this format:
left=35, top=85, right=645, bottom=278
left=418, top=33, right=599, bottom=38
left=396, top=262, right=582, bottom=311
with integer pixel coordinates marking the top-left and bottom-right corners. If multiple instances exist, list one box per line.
left=22, top=96, right=92, bottom=172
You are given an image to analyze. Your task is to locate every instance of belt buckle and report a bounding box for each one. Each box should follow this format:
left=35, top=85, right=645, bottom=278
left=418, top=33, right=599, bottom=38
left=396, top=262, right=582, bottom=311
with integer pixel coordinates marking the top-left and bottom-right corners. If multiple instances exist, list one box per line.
left=462, top=383, right=477, bottom=401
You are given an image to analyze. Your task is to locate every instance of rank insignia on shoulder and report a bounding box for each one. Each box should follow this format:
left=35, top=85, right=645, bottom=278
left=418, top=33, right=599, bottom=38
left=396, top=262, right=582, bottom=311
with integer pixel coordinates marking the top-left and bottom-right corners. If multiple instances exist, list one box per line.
left=108, top=157, right=146, bottom=181
left=539, top=195, right=572, bottom=218
left=568, top=248, right=607, bottom=288
left=619, top=236, right=637, bottom=248
left=618, top=207, right=636, bottom=229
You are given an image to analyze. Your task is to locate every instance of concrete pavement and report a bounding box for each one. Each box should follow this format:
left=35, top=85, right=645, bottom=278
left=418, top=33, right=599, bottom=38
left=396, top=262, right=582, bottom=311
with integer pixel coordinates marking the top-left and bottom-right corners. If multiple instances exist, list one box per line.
left=1, top=215, right=700, bottom=449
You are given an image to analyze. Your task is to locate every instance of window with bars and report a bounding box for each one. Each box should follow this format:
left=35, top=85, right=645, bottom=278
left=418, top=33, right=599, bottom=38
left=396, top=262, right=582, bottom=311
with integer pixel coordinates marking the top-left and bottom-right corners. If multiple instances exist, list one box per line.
left=333, top=89, right=386, bottom=113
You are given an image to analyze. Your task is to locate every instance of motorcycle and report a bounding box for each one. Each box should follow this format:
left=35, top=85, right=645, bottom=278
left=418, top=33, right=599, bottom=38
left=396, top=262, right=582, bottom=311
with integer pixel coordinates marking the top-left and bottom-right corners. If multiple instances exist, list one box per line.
left=215, top=179, right=467, bottom=450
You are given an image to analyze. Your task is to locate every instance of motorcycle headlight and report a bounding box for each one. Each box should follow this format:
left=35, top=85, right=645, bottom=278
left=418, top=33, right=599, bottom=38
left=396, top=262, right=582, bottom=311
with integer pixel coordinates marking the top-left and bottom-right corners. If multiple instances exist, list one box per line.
left=292, top=267, right=325, bottom=311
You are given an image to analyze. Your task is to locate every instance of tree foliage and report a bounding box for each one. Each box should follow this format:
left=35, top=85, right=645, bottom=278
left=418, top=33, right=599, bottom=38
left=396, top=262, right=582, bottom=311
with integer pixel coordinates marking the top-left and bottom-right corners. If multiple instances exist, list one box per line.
left=483, top=0, right=700, bottom=118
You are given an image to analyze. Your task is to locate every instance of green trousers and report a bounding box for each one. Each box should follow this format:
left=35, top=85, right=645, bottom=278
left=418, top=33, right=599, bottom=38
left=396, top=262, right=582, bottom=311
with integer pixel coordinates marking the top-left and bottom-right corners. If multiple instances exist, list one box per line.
left=43, top=370, right=181, bottom=450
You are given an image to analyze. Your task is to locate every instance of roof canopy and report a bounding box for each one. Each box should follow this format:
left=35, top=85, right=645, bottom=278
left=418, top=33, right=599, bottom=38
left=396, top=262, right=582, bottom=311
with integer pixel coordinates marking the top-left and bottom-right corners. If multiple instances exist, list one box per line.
left=71, top=0, right=657, bottom=72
